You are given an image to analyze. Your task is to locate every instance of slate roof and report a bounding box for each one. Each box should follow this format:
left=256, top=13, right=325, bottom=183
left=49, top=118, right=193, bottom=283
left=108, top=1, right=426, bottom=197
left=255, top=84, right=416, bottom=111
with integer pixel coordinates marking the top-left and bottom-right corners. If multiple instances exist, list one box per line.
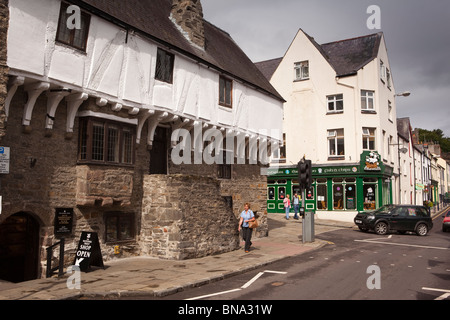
left=397, top=117, right=412, bottom=142
left=255, top=30, right=383, bottom=80
left=321, top=32, right=382, bottom=77
left=254, top=58, right=283, bottom=81
left=68, top=0, right=284, bottom=101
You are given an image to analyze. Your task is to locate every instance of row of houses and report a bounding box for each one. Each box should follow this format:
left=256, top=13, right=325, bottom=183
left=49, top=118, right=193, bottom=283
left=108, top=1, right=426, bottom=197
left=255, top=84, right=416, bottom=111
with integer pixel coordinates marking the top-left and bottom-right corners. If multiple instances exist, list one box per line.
left=256, top=29, right=450, bottom=221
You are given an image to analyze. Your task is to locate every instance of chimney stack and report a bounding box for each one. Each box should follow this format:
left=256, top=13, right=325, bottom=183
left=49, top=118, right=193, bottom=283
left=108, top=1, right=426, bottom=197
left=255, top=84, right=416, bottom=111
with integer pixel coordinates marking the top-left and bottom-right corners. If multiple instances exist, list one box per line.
left=171, top=0, right=205, bottom=49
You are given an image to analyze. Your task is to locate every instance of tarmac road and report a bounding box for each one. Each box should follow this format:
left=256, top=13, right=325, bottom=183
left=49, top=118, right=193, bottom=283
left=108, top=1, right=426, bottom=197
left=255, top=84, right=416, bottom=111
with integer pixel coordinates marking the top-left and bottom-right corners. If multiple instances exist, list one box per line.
left=153, top=212, right=450, bottom=301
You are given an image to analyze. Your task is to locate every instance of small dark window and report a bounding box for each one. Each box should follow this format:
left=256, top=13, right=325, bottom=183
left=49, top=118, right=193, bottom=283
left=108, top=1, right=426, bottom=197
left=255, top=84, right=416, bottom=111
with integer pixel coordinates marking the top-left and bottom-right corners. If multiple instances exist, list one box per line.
left=78, top=117, right=135, bottom=165
left=155, top=48, right=175, bottom=83
left=218, top=150, right=232, bottom=179
left=56, top=2, right=91, bottom=51
left=219, top=76, right=233, bottom=108
left=105, top=212, right=134, bottom=242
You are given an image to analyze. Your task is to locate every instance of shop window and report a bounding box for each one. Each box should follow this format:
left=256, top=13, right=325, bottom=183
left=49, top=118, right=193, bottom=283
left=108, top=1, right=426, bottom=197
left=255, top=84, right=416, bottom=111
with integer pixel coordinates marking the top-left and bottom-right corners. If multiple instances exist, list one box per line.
left=345, top=184, right=356, bottom=210
left=363, top=180, right=378, bottom=210
left=292, top=185, right=301, bottom=198
left=316, top=184, right=327, bottom=210
left=306, top=187, right=314, bottom=200
left=79, top=118, right=135, bottom=165
left=333, top=184, right=344, bottom=210
left=278, top=187, right=286, bottom=200
left=56, top=2, right=91, bottom=51
left=105, top=213, right=134, bottom=242
left=268, top=187, right=275, bottom=200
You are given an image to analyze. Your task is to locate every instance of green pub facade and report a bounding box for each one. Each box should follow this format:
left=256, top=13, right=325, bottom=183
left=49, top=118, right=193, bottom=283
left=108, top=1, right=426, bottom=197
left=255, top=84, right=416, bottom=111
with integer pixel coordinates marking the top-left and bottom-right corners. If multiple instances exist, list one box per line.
left=267, top=151, right=394, bottom=216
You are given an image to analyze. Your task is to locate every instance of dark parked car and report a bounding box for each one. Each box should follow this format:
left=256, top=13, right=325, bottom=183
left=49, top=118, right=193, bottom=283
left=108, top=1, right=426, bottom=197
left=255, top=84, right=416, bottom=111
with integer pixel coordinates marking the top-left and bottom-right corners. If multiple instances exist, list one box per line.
left=354, top=204, right=433, bottom=236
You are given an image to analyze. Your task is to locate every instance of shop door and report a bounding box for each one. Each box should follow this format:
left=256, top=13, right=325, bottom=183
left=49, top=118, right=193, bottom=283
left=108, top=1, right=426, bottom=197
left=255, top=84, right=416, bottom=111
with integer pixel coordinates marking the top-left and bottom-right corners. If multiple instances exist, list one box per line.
left=0, top=213, right=40, bottom=283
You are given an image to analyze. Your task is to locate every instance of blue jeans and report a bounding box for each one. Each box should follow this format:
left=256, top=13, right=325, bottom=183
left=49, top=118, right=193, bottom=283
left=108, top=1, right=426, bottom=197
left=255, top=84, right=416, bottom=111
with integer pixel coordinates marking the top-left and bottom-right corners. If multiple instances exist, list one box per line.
left=294, top=204, right=300, bottom=218
left=285, top=206, right=290, bottom=219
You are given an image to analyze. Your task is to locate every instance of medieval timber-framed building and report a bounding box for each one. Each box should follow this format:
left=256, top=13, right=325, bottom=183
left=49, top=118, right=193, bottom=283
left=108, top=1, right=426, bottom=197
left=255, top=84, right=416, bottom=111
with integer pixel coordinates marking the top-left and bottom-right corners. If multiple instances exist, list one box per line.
left=0, top=0, right=284, bottom=282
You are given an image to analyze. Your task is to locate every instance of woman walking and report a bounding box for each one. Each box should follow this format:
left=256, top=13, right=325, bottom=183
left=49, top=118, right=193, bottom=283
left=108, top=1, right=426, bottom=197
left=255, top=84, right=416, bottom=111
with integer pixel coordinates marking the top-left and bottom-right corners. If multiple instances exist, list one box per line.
left=238, top=203, right=255, bottom=253
left=284, top=194, right=291, bottom=220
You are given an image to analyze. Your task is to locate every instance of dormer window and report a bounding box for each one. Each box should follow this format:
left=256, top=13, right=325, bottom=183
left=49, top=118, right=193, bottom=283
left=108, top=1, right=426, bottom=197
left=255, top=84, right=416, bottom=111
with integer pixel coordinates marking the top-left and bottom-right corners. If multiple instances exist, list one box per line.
left=56, top=2, right=91, bottom=51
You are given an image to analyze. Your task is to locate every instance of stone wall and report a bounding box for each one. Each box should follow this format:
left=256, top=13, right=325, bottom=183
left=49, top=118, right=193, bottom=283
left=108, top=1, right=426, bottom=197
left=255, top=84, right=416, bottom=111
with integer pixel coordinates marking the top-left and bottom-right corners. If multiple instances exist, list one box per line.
left=220, top=164, right=269, bottom=238
left=141, top=174, right=240, bottom=260
left=169, top=159, right=269, bottom=238
left=0, top=90, right=151, bottom=276
left=0, top=0, right=9, bottom=142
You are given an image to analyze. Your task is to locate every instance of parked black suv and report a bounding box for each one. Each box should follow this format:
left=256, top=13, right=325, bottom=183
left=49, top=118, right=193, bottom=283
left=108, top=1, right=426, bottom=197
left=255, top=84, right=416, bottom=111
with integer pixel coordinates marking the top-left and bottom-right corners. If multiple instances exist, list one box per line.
left=354, top=204, right=433, bottom=236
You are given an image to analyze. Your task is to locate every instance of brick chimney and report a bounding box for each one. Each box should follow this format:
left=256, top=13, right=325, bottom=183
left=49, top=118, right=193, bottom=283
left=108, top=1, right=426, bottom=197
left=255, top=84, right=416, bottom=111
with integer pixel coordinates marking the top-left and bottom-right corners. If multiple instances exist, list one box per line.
left=171, top=0, right=205, bottom=49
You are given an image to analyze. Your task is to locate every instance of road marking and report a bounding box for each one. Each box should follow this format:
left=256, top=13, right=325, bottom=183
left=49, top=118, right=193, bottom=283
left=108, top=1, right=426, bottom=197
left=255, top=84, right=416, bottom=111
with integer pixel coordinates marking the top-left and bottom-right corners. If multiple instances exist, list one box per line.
left=241, top=272, right=264, bottom=289
left=355, top=239, right=449, bottom=250
left=186, top=270, right=287, bottom=300
left=185, top=288, right=242, bottom=300
left=241, top=270, right=287, bottom=289
left=422, top=287, right=450, bottom=300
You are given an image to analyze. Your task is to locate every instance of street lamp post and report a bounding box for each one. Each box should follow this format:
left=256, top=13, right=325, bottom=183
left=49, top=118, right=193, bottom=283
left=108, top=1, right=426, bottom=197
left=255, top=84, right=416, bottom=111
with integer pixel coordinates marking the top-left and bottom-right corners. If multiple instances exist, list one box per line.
left=391, top=91, right=411, bottom=204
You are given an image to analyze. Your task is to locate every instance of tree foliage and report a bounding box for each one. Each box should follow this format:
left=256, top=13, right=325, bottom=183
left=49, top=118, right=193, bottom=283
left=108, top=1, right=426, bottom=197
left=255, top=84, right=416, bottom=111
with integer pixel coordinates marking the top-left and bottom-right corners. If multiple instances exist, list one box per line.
left=416, top=128, right=450, bottom=153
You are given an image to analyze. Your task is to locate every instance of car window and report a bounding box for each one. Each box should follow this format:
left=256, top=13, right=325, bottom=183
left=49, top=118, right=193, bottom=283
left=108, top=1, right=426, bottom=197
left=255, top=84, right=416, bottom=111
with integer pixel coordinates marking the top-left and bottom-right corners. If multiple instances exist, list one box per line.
left=407, top=208, right=417, bottom=216
left=392, top=207, right=407, bottom=216
left=375, top=206, right=391, bottom=214
left=416, top=207, right=429, bottom=217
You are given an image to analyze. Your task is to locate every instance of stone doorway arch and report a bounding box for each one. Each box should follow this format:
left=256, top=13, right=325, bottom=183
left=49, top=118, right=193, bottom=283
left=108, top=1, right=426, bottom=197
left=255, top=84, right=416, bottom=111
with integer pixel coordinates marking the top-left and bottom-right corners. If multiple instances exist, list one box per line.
left=0, top=212, right=40, bottom=283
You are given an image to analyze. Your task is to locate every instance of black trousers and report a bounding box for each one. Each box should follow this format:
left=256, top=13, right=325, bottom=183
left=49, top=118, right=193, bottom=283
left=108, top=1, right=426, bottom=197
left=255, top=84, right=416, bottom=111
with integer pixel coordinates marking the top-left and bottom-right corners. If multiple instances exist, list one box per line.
left=242, top=227, right=253, bottom=251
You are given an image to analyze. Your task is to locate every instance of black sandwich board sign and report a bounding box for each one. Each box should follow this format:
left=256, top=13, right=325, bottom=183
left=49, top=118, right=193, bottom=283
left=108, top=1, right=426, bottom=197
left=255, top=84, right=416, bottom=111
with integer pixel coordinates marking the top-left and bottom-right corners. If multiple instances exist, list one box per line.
left=73, top=232, right=104, bottom=272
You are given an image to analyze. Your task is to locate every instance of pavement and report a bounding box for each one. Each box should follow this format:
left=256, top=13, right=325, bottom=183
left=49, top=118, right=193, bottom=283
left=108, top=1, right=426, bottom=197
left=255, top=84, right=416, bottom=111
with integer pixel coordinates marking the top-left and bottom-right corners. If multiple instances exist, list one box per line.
left=0, top=213, right=359, bottom=300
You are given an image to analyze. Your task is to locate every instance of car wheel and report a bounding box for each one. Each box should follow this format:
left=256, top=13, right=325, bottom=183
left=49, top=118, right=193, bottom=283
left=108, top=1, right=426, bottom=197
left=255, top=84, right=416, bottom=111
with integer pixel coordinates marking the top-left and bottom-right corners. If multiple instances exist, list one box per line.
left=416, top=223, right=428, bottom=236
left=375, top=222, right=388, bottom=235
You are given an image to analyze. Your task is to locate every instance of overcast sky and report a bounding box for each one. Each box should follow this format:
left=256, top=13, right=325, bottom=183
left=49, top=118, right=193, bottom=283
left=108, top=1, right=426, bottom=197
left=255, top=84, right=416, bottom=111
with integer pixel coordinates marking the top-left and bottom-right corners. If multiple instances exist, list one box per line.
left=202, top=0, right=450, bottom=137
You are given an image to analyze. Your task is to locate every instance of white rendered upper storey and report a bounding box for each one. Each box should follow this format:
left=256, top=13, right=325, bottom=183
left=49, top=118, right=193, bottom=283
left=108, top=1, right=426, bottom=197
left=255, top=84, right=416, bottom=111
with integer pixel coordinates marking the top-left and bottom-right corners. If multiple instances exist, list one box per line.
left=257, top=29, right=399, bottom=171
left=5, top=0, right=284, bottom=153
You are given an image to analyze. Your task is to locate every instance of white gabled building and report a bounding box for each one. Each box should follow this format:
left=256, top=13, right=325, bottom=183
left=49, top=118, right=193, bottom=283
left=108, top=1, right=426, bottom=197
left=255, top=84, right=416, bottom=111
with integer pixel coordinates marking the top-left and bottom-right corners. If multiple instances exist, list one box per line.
left=257, top=29, right=403, bottom=222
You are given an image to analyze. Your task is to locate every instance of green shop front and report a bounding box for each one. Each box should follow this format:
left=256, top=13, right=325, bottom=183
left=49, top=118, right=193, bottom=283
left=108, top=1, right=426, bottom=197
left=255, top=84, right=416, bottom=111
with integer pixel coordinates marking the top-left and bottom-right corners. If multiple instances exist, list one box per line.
left=267, top=151, right=393, bottom=215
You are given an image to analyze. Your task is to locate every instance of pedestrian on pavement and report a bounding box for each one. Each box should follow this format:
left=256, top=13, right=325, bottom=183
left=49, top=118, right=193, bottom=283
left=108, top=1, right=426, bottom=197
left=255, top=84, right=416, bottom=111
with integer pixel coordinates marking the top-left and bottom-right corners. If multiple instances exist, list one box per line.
left=284, top=194, right=291, bottom=219
left=293, top=193, right=300, bottom=219
left=238, top=202, right=255, bottom=253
